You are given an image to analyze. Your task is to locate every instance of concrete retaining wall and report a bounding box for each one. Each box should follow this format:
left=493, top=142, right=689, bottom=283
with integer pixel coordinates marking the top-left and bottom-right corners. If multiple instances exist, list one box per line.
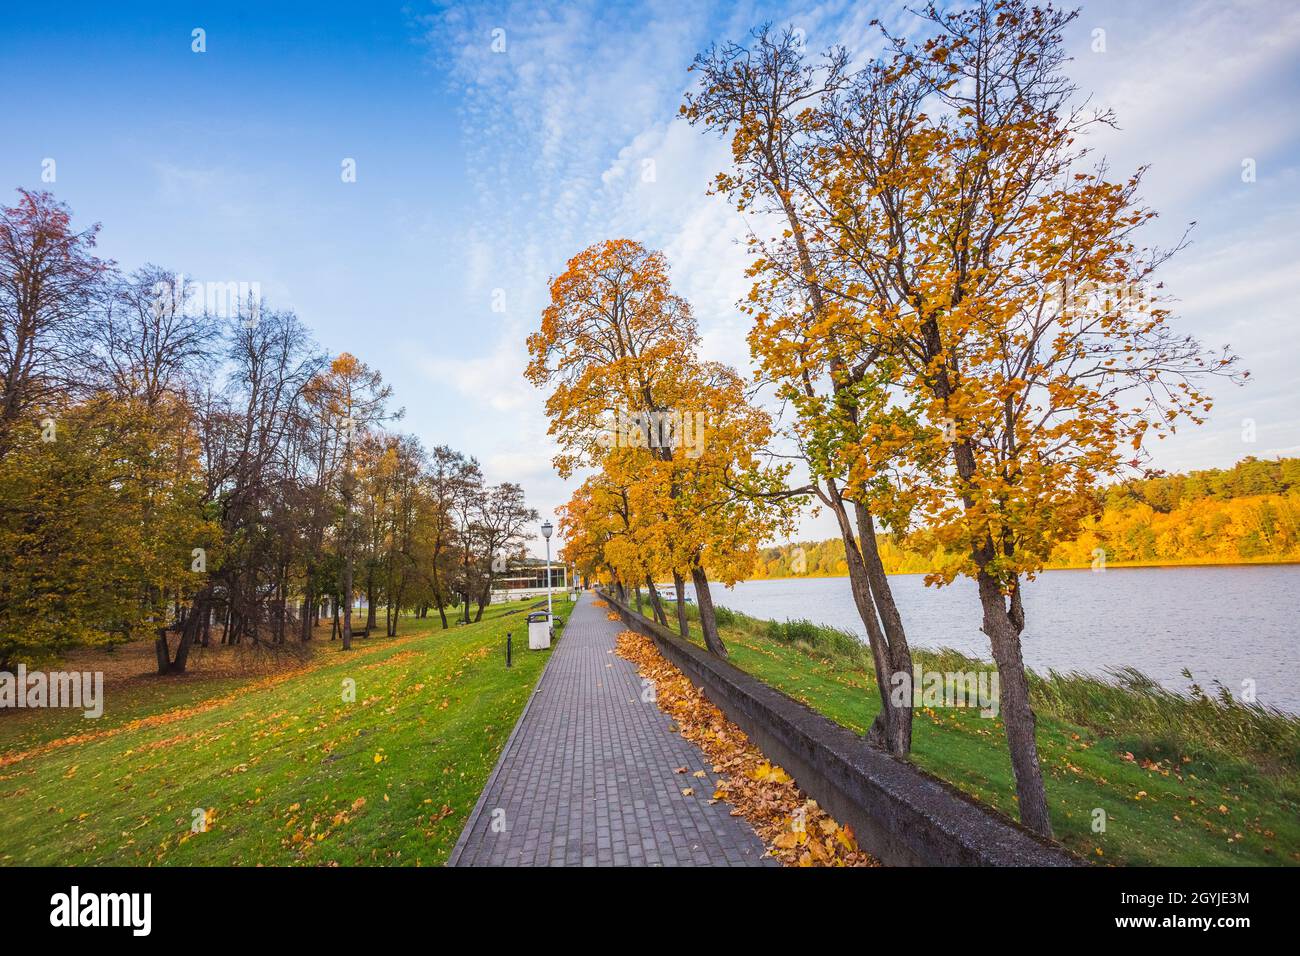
left=600, top=589, right=1081, bottom=867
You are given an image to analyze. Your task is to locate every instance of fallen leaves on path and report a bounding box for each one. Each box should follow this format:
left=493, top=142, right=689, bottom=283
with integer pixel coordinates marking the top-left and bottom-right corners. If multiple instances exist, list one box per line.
left=616, top=630, right=877, bottom=868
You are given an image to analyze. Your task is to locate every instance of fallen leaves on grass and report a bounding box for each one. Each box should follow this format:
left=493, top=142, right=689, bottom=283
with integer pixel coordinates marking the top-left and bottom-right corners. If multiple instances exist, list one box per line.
left=0, top=669, right=305, bottom=769
left=0, top=636, right=416, bottom=769
left=616, top=630, right=877, bottom=868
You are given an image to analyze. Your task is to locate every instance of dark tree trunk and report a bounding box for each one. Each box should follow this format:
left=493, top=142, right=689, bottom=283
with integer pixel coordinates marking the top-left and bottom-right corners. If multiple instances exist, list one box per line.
left=977, top=569, right=1053, bottom=836
left=689, top=565, right=727, bottom=658
left=435, top=595, right=448, bottom=629
left=154, top=628, right=171, bottom=673
left=634, top=585, right=643, bottom=616
left=301, top=589, right=314, bottom=641
left=825, top=488, right=912, bottom=755
left=366, top=569, right=378, bottom=630
left=645, top=575, right=668, bottom=627
left=672, top=571, right=690, bottom=639
left=342, top=563, right=354, bottom=651
left=854, top=502, right=914, bottom=755
left=156, top=592, right=211, bottom=674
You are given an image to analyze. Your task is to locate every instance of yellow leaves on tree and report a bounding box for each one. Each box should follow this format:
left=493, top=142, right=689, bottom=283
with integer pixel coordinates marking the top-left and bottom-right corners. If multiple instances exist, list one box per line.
left=534, top=239, right=798, bottom=657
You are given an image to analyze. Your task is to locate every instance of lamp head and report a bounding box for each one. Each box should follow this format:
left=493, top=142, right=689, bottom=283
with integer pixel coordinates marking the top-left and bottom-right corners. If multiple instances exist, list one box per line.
left=541, top=520, right=553, bottom=540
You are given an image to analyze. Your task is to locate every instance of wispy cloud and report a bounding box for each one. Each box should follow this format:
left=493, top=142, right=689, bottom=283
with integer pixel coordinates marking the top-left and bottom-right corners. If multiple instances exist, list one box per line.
left=415, top=0, right=1300, bottom=547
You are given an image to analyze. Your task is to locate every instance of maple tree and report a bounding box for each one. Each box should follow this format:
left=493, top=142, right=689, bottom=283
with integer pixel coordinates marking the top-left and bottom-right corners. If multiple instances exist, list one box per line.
left=531, top=239, right=792, bottom=655
left=685, top=26, right=917, bottom=754
left=688, top=1, right=1242, bottom=833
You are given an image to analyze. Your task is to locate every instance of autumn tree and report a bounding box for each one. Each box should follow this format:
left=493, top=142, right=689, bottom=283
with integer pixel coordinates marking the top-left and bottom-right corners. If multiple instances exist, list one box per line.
left=632, top=360, right=797, bottom=651
left=421, top=445, right=478, bottom=627
left=558, top=476, right=619, bottom=597
left=374, top=434, right=425, bottom=636
left=446, top=455, right=487, bottom=624
left=295, top=365, right=351, bottom=639
left=692, top=1, right=1242, bottom=833
left=471, top=482, right=538, bottom=620
left=528, top=239, right=769, bottom=655
left=685, top=27, right=918, bottom=751
left=0, top=395, right=214, bottom=670
left=185, top=307, right=324, bottom=666
left=0, top=188, right=538, bottom=676
left=0, top=189, right=110, bottom=453
left=316, top=352, right=397, bottom=649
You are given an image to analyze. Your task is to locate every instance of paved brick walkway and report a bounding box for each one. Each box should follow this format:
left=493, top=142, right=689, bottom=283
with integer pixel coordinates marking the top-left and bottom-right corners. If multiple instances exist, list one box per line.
left=448, top=592, right=773, bottom=866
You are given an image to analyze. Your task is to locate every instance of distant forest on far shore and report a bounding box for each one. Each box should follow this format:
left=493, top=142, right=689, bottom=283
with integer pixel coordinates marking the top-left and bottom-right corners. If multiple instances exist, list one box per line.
left=755, top=457, right=1300, bottom=579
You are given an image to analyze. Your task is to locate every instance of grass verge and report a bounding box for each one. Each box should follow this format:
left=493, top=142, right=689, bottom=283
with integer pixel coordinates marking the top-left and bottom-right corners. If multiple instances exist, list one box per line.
left=659, top=601, right=1299, bottom=866
left=0, top=599, right=571, bottom=866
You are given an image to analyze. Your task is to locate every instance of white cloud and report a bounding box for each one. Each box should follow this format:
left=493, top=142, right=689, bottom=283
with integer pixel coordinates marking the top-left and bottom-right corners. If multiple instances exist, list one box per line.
left=415, top=0, right=1300, bottom=549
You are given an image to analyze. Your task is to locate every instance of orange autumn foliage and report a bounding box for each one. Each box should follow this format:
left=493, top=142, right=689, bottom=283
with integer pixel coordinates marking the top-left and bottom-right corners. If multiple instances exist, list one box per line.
left=616, top=630, right=876, bottom=867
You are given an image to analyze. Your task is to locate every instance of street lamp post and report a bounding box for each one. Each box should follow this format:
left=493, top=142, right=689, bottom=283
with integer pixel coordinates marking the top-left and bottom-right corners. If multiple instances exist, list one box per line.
left=541, top=520, right=554, bottom=626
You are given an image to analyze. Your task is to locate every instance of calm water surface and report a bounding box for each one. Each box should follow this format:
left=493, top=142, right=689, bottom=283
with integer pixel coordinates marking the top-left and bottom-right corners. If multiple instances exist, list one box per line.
left=684, top=565, right=1300, bottom=713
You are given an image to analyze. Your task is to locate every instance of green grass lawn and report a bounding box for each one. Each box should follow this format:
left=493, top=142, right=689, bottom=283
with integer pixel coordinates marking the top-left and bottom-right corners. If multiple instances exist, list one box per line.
left=655, top=601, right=1299, bottom=867
left=0, top=599, right=571, bottom=866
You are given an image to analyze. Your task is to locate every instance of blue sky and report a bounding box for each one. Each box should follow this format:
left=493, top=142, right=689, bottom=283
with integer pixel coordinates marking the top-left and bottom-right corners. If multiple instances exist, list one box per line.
left=3, top=0, right=1299, bottom=550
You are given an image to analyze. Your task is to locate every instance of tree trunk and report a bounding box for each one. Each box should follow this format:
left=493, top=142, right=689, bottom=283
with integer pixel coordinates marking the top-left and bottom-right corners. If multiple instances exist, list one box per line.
left=435, top=595, right=448, bottom=629
left=977, top=570, right=1053, bottom=836
left=301, top=588, right=314, bottom=641
left=156, top=592, right=210, bottom=674
left=634, top=585, right=643, bottom=616
left=366, top=569, right=378, bottom=630
left=342, top=566, right=353, bottom=649
left=672, top=571, right=690, bottom=639
left=154, top=627, right=171, bottom=673
left=645, top=575, right=668, bottom=627
left=854, top=502, right=914, bottom=755
left=825, top=486, right=911, bottom=755
left=689, top=565, right=727, bottom=658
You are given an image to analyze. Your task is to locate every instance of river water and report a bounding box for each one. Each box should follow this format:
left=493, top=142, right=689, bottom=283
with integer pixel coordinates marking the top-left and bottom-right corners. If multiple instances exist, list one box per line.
left=682, top=565, right=1300, bottom=714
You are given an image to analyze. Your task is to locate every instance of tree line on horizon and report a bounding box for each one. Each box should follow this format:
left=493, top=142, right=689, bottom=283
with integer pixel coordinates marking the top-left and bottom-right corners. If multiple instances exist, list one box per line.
left=553, top=0, right=1243, bottom=837
left=754, top=456, right=1300, bottom=577
left=0, top=189, right=537, bottom=675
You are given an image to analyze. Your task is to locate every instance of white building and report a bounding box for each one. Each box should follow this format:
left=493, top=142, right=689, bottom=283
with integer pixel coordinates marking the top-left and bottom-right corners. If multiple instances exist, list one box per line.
left=489, top=559, right=569, bottom=604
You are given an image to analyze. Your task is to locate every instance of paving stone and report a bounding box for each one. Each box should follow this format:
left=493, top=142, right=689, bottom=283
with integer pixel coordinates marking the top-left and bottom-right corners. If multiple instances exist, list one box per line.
left=449, top=592, right=773, bottom=867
